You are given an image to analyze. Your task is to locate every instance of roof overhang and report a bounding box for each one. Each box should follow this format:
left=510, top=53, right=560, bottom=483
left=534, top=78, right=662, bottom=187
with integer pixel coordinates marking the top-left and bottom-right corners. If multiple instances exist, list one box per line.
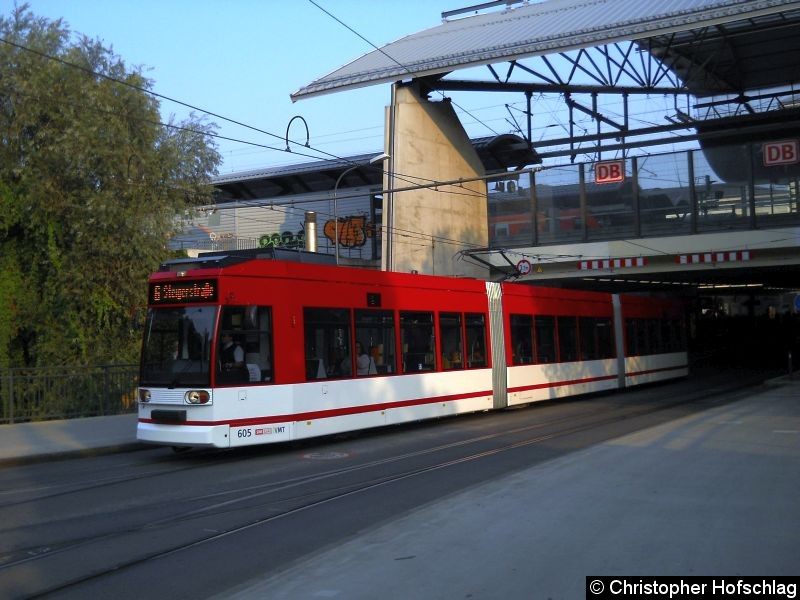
left=292, top=0, right=800, bottom=101
left=213, top=134, right=537, bottom=201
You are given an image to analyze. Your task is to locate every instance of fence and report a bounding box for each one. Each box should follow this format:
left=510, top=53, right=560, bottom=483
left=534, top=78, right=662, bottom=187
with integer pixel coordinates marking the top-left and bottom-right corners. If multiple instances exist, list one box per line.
left=0, top=364, right=139, bottom=424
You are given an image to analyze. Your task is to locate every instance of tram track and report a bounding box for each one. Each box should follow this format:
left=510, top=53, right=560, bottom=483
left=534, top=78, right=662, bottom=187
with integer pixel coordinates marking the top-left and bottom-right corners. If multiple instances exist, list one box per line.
left=0, top=372, right=766, bottom=599
left=0, top=374, right=724, bottom=508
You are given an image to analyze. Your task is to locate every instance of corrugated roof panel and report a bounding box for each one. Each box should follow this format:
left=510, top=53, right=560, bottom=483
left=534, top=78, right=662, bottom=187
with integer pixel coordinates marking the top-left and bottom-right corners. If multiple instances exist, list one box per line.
left=292, top=0, right=800, bottom=100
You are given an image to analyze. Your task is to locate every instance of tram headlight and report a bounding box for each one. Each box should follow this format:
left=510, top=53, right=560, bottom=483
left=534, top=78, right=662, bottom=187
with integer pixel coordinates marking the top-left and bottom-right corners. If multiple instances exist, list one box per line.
left=138, top=388, right=151, bottom=403
left=184, top=390, right=211, bottom=405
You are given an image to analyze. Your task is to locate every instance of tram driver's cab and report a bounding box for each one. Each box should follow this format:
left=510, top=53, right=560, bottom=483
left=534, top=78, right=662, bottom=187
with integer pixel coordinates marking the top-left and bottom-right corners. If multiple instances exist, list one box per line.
left=216, top=306, right=274, bottom=385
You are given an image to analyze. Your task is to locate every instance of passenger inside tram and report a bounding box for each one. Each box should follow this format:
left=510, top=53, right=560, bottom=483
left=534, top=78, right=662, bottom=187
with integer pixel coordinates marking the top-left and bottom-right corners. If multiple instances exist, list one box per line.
left=218, top=332, right=248, bottom=383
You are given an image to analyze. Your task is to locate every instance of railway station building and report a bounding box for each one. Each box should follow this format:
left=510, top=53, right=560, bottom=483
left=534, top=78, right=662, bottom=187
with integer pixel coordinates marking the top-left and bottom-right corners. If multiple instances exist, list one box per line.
left=176, top=0, right=800, bottom=366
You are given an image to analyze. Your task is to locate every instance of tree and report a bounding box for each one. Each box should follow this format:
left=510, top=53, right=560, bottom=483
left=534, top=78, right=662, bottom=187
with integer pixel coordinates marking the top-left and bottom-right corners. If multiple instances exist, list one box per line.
left=0, top=5, right=221, bottom=368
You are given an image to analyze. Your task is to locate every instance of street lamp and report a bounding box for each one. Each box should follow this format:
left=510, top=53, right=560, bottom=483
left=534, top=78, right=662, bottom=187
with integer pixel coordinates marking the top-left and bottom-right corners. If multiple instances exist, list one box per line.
left=332, top=153, right=390, bottom=266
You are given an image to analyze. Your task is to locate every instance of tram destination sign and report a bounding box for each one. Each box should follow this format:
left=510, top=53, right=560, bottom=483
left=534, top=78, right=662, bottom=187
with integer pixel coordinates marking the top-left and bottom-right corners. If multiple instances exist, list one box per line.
left=149, top=280, right=218, bottom=305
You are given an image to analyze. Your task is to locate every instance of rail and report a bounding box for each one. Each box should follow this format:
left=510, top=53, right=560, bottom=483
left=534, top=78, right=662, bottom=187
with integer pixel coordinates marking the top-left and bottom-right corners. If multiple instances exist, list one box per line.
left=0, top=364, right=139, bottom=424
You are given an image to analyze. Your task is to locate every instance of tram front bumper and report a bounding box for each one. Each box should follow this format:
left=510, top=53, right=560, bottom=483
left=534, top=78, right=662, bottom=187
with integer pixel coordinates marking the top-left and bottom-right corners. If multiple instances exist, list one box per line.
left=137, top=421, right=230, bottom=448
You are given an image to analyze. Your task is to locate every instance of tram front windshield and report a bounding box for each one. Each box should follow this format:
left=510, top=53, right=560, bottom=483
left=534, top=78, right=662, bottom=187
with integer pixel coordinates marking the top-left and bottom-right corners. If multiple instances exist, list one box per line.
left=140, top=306, right=216, bottom=387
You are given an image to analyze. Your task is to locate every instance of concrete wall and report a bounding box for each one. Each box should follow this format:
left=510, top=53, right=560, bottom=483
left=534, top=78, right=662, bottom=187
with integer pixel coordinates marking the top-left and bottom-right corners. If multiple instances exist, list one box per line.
left=382, top=83, right=489, bottom=278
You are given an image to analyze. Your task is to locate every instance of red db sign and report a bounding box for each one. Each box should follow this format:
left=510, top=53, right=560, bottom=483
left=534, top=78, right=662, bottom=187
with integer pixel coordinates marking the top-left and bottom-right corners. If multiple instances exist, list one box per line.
left=763, top=140, right=799, bottom=166
left=595, top=160, right=625, bottom=184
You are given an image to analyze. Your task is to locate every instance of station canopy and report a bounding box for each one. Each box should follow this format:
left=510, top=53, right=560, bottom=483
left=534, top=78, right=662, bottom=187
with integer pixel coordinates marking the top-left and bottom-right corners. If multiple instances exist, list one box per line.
left=214, top=134, right=537, bottom=202
left=292, top=0, right=800, bottom=101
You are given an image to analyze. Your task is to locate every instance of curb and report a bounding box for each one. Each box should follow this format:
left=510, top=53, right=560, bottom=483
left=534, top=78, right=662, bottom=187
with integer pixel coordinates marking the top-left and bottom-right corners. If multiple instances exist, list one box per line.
left=0, top=442, right=148, bottom=469
left=765, top=373, right=800, bottom=386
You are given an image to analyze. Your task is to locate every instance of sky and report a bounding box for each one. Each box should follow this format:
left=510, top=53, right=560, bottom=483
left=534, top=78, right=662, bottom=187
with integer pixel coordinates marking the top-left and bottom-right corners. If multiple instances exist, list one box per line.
left=15, top=0, right=497, bottom=175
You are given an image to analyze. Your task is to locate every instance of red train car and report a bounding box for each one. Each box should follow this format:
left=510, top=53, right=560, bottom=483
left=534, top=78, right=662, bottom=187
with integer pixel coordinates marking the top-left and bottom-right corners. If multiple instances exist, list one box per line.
left=137, top=254, right=688, bottom=448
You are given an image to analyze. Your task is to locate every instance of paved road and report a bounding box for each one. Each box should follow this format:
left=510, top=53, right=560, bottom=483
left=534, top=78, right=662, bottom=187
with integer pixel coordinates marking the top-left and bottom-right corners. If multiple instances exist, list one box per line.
left=222, top=376, right=800, bottom=599
left=0, top=373, right=797, bottom=599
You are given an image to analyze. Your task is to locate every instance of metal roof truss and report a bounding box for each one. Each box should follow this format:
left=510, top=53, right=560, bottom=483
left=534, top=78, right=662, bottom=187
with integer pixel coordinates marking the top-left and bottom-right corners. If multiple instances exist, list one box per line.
left=415, top=28, right=800, bottom=164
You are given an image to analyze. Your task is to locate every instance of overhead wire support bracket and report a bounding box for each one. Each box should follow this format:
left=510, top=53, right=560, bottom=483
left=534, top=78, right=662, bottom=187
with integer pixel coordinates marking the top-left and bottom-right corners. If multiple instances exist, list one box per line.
left=284, top=115, right=310, bottom=152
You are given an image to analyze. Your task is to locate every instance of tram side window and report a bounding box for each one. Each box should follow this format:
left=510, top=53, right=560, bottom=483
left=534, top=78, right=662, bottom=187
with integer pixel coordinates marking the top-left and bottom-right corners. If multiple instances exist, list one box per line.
left=354, top=309, right=396, bottom=376
left=534, top=315, right=557, bottom=363
left=648, top=319, right=662, bottom=353
left=628, top=317, right=686, bottom=356
left=510, top=314, right=534, bottom=365
left=304, top=308, right=352, bottom=379
left=638, top=319, right=651, bottom=355
left=677, top=319, right=687, bottom=351
left=465, top=313, right=488, bottom=368
left=579, top=317, right=615, bottom=360
left=625, top=319, right=638, bottom=356
left=400, top=311, right=435, bottom=372
left=663, top=318, right=686, bottom=352
left=625, top=319, right=647, bottom=356
left=439, top=313, right=463, bottom=370
left=626, top=318, right=654, bottom=356
left=661, top=319, right=674, bottom=352
left=217, top=306, right=273, bottom=385
left=558, top=316, right=579, bottom=362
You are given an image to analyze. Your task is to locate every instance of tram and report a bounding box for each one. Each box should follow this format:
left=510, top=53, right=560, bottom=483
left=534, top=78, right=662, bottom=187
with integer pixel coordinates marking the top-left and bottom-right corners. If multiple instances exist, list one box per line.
left=137, top=253, right=688, bottom=448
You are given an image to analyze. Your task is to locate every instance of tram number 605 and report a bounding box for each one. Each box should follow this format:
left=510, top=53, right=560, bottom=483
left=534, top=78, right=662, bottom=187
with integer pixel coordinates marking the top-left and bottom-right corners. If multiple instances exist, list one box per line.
left=237, top=428, right=252, bottom=438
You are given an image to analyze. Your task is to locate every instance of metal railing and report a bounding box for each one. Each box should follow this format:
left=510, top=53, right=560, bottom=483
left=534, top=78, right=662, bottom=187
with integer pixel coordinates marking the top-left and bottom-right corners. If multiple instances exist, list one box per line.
left=0, top=364, right=139, bottom=424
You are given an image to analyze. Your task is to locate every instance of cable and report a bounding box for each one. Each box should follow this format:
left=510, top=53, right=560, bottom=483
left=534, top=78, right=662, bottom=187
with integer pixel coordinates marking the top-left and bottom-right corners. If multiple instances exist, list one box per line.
left=199, top=193, right=486, bottom=251
left=1, top=78, right=491, bottom=254
left=0, top=28, right=497, bottom=253
left=0, top=35, right=295, bottom=146
left=0, top=24, right=511, bottom=201
left=306, top=0, right=500, bottom=136
left=0, top=68, right=487, bottom=203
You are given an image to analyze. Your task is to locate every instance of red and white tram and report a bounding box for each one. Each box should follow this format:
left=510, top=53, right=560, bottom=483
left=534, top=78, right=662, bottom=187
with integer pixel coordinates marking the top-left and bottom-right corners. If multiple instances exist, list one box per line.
left=137, top=254, right=688, bottom=448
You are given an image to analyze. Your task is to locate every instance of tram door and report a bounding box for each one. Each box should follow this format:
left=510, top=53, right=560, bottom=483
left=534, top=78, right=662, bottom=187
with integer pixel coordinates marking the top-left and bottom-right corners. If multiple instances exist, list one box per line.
left=486, top=282, right=508, bottom=409
left=612, top=294, right=626, bottom=389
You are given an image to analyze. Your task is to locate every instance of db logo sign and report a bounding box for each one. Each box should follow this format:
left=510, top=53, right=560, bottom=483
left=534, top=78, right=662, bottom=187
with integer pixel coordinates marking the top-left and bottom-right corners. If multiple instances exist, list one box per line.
left=595, top=160, right=625, bottom=184
left=763, top=140, right=799, bottom=166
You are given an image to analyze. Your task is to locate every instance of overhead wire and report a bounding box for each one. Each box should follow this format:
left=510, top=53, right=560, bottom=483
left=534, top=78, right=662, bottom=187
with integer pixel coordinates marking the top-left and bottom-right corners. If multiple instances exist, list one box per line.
left=306, top=0, right=500, bottom=137
left=1, top=70, right=491, bottom=249
left=193, top=195, right=485, bottom=254
left=1, top=16, right=553, bottom=260
left=10, top=6, right=779, bottom=282
left=0, top=33, right=495, bottom=212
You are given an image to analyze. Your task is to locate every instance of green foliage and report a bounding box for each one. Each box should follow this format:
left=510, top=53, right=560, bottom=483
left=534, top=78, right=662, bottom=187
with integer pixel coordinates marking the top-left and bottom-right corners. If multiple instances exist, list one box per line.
left=0, top=4, right=221, bottom=367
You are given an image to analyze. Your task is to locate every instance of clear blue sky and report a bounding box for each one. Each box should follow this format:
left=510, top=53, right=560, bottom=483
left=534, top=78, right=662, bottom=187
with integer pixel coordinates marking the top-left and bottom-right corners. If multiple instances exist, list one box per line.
left=18, top=0, right=500, bottom=175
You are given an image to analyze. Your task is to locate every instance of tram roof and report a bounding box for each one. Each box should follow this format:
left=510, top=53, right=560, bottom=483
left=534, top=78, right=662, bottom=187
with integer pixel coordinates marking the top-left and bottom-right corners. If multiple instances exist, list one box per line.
left=292, top=0, right=800, bottom=101
left=154, top=252, right=624, bottom=302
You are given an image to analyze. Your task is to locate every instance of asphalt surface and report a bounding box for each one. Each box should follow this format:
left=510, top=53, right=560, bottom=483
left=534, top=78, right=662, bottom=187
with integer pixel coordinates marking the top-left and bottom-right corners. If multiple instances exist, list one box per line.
left=1, top=374, right=798, bottom=599
left=219, top=375, right=800, bottom=599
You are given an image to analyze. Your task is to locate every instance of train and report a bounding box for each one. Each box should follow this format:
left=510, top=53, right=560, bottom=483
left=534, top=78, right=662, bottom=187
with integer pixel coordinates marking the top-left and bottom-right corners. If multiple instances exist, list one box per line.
left=137, top=252, right=688, bottom=448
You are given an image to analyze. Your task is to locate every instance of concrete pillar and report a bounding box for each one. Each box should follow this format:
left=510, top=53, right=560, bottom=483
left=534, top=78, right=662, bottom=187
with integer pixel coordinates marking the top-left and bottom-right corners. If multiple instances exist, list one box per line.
left=382, top=83, right=489, bottom=278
